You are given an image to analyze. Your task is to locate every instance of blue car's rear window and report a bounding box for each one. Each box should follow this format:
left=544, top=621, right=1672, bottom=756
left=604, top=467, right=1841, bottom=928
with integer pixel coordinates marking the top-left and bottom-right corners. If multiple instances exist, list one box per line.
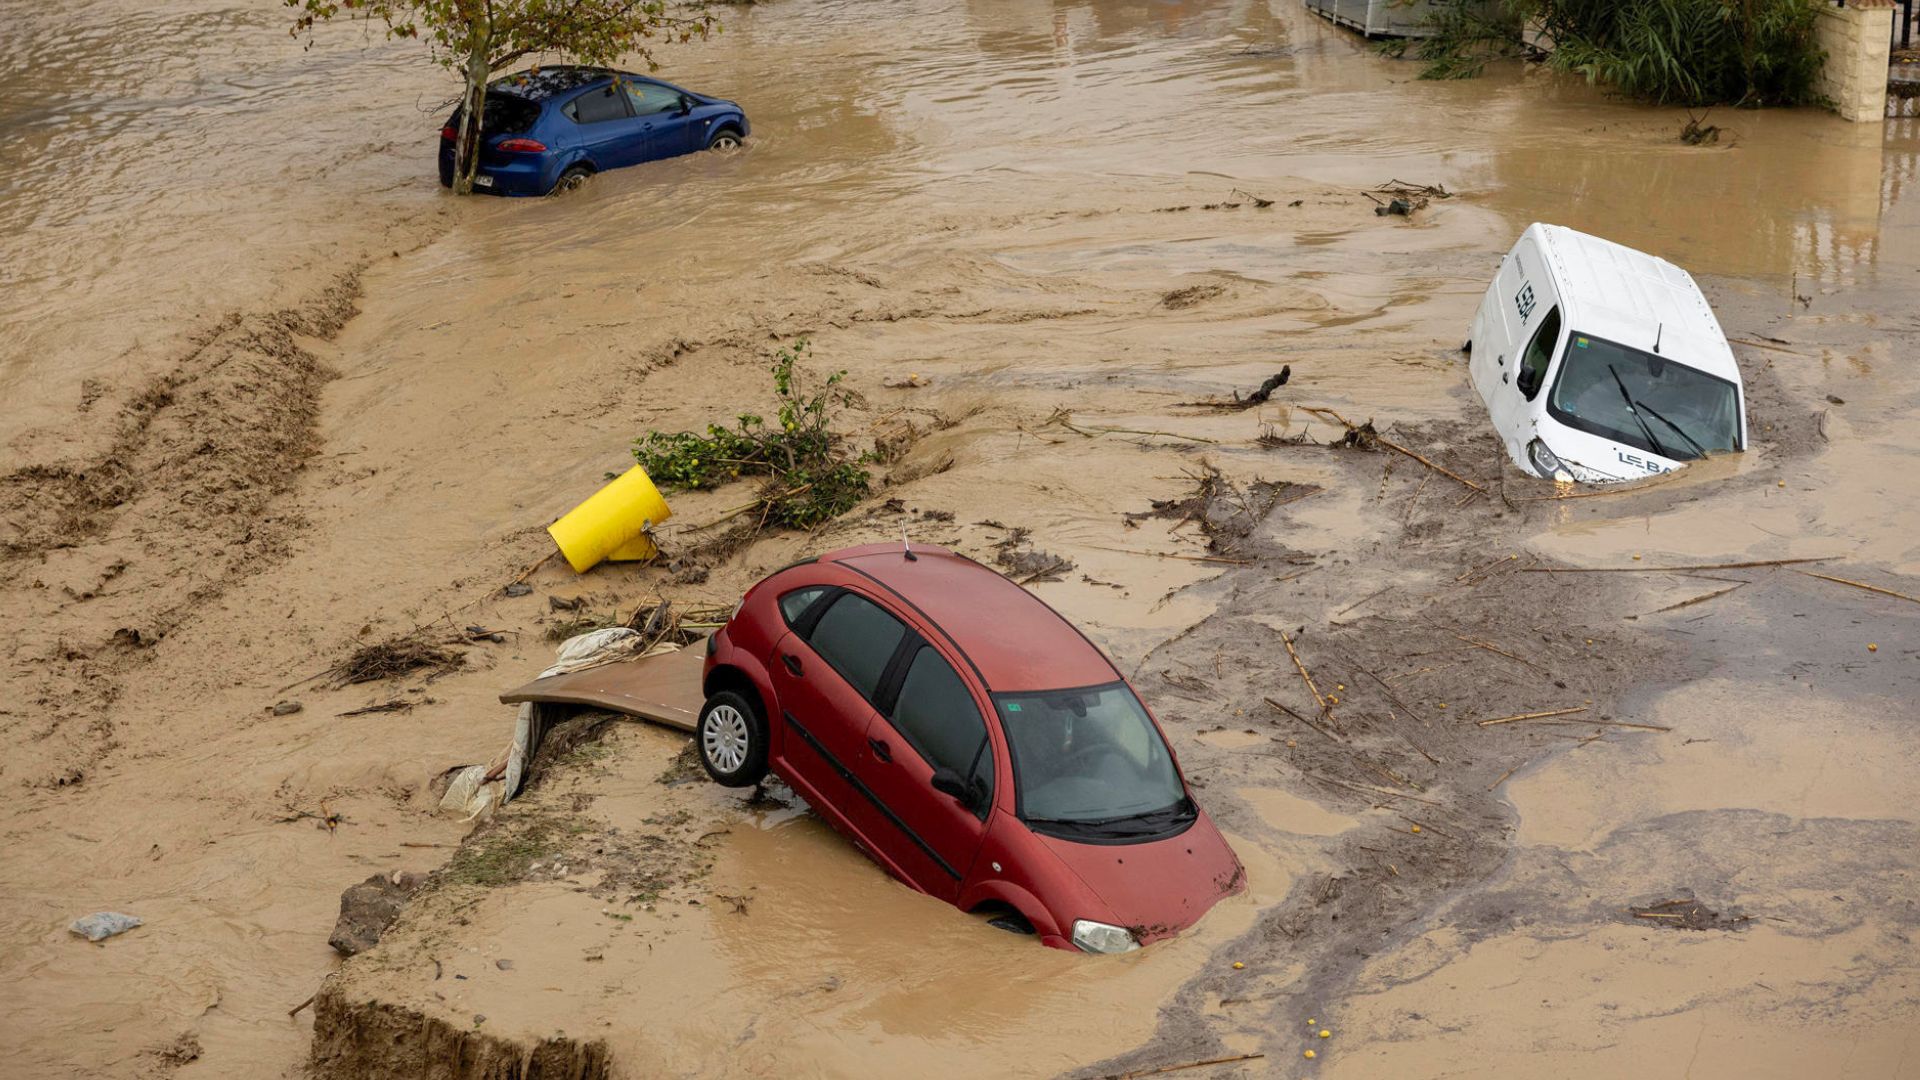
left=451, top=93, right=541, bottom=137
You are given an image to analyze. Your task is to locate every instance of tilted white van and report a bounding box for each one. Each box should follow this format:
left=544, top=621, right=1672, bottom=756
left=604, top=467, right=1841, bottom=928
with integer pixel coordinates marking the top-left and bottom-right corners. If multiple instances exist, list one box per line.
left=1467, top=224, right=1747, bottom=483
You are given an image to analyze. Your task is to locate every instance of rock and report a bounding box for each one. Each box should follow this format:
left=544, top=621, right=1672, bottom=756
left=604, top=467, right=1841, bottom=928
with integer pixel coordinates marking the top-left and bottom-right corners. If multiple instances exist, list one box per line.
left=503, top=582, right=532, bottom=598
left=328, top=872, right=424, bottom=956
left=70, top=911, right=142, bottom=942
left=272, top=700, right=303, bottom=716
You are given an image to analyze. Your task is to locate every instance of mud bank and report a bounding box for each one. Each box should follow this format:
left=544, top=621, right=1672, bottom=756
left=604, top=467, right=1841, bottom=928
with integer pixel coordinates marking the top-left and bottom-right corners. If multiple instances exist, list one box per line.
left=308, top=993, right=610, bottom=1080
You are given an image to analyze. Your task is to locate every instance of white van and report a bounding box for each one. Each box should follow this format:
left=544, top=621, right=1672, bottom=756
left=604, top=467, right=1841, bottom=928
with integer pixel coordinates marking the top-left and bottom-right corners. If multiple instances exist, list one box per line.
left=1466, top=224, right=1747, bottom=483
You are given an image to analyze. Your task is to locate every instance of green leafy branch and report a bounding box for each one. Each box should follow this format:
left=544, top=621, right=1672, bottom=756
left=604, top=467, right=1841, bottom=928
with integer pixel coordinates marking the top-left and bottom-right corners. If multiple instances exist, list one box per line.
left=634, top=340, right=872, bottom=531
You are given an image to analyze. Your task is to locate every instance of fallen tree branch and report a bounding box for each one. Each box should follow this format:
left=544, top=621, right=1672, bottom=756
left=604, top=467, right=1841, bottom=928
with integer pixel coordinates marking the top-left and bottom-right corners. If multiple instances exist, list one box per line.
left=1303, top=405, right=1485, bottom=493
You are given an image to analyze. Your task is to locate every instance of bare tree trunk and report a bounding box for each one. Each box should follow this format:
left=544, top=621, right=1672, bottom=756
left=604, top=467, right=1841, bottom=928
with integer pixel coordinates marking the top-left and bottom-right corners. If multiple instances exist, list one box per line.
left=453, top=44, right=491, bottom=196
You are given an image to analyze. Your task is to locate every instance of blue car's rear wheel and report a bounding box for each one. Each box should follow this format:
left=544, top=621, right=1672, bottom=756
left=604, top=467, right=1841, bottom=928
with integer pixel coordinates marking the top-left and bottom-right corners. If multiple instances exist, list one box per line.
left=551, top=164, right=592, bottom=195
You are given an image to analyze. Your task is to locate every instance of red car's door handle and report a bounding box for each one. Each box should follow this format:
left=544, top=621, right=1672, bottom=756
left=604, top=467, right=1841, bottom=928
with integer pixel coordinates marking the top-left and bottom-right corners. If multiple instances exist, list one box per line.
left=867, top=737, right=892, bottom=762
left=782, top=653, right=804, bottom=676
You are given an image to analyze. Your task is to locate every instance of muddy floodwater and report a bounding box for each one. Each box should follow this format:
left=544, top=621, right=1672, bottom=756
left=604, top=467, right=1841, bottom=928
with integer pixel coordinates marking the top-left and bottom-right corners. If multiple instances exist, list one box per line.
left=2, top=2, right=1917, bottom=1078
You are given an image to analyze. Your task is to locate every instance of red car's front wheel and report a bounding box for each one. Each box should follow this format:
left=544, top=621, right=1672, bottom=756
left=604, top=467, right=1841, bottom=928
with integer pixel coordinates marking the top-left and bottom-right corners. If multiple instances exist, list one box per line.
left=697, top=690, right=768, bottom=787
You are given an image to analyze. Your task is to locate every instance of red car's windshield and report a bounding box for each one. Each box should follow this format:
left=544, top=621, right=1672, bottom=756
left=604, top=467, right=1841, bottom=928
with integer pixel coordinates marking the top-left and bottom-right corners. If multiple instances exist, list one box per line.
left=996, top=682, right=1190, bottom=840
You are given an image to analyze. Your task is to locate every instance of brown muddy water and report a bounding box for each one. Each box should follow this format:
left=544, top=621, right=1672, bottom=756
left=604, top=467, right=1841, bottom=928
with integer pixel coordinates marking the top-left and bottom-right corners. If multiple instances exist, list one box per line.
left=2, top=1, right=1918, bottom=1078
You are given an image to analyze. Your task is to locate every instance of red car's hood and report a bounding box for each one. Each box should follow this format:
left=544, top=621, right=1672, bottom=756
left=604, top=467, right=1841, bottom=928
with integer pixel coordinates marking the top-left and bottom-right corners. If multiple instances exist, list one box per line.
left=1037, top=811, right=1243, bottom=943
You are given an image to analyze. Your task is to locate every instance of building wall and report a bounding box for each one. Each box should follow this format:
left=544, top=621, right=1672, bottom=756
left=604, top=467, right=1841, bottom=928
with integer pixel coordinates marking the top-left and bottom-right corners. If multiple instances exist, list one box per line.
left=1815, top=3, right=1894, bottom=122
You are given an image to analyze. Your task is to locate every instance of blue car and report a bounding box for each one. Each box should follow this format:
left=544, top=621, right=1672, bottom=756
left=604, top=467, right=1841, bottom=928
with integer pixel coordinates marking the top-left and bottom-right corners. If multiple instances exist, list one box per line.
left=438, top=66, right=748, bottom=196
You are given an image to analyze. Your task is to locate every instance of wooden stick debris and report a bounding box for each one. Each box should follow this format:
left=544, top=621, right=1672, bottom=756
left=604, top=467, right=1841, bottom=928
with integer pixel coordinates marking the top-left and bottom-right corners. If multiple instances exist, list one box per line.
left=1112, top=1052, right=1267, bottom=1079
left=1486, top=765, right=1520, bottom=792
left=288, top=993, right=316, bottom=1018
left=1476, top=707, right=1588, bottom=727
left=1520, top=557, right=1834, bottom=574
left=1083, top=544, right=1251, bottom=566
left=1279, top=630, right=1328, bottom=711
left=1265, top=697, right=1340, bottom=744
left=508, top=549, right=557, bottom=586
left=1632, top=581, right=1748, bottom=618
left=1449, top=630, right=1545, bottom=671
left=1301, top=405, right=1485, bottom=493
left=1797, top=570, right=1920, bottom=606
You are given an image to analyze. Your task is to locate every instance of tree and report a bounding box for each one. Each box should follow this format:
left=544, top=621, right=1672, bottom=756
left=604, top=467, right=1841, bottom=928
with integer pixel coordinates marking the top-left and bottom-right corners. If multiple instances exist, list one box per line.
left=287, top=1, right=717, bottom=194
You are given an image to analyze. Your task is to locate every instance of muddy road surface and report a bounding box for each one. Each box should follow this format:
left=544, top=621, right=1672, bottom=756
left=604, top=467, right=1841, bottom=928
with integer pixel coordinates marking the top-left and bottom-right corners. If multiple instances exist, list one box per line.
left=2, top=2, right=1917, bottom=1078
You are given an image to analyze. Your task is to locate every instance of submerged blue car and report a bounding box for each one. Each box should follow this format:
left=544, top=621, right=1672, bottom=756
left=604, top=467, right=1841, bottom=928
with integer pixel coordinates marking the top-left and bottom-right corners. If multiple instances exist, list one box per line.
left=438, top=66, right=748, bottom=196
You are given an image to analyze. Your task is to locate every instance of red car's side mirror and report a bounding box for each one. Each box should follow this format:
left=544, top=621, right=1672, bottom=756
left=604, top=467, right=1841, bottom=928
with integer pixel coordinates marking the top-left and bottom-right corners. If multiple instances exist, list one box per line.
left=930, top=768, right=969, bottom=802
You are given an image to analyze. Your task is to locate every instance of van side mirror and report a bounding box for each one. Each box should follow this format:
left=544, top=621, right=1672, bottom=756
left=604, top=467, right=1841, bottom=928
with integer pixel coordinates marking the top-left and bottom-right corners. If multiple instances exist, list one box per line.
left=930, top=768, right=969, bottom=802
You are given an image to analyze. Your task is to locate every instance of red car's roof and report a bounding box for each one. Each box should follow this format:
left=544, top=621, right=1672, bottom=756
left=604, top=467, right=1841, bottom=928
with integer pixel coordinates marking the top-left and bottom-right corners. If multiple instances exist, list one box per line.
left=825, top=544, right=1118, bottom=693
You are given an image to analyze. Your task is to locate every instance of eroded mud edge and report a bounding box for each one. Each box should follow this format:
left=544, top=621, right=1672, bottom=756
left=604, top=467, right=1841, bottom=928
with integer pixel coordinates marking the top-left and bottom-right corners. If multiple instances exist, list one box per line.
left=308, top=986, right=612, bottom=1080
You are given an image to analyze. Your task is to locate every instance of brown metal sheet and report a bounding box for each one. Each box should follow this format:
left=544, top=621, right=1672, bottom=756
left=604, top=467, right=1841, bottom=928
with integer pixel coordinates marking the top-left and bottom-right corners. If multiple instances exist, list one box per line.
left=498, top=645, right=707, bottom=732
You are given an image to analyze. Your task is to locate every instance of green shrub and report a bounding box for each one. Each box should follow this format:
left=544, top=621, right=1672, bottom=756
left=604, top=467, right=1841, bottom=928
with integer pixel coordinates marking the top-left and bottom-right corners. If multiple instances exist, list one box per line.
left=633, top=340, right=872, bottom=531
left=1403, top=0, right=1826, bottom=106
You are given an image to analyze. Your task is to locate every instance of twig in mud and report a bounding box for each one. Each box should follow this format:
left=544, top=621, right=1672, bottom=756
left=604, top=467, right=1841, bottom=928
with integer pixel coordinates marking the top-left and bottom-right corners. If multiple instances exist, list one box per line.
left=1476, top=706, right=1588, bottom=727
left=1279, top=630, right=1329, bottom=713
left=1110, top=1053, right=1267, bottom=1079
left=1265, top=697, right=1340, bottom=744
left=336, top=700, right=415, bottom=717
left=1797, top=570, right=1920, bottom=607
left=1520, top=557, right=1835, bottom=574
left=509, top=550, right=557, bottom=587
left=1336, top=585, right=1393, bottom=617
left=1456, top=552, right=1519, bottom=583
left=1300, top=406, right=1485, bottom=493
left=1309, top=772, right=1442, bottom=806
left=1400, top=815, right=1455, bottom=839
left=1041, top=408, right=1219, bottom=445
left=289, top=993, right=315, bottom=1018
left=1083, top=544, right=1251, bottom=566
left=1728, top=337, right=1808, bottom=355
left=1570, top=718, right=1672, bottom=733
left=1486, top=764, right=1520, bottom=791
left=1447, top=630, right=1546, bottom=672
left=1631, top=581, right=1748, bottom=618
left=1341, top=656, right=1427, bottom=726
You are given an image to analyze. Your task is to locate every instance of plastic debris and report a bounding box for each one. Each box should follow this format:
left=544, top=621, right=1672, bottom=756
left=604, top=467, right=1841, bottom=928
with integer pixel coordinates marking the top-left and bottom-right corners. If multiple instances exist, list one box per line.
left=70, top=912, right=142, bottom=942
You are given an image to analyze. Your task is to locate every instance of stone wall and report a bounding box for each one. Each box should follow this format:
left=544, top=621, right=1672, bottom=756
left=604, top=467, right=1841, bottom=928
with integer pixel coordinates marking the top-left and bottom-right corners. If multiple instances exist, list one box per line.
left=1815, top=2, right=1895, bottom=122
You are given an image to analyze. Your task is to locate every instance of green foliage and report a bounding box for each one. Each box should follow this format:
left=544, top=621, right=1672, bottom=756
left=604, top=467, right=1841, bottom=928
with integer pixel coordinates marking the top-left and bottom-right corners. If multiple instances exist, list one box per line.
left=284, top=1, right=718, bottom=192
left=634, top=340, right=872, bottom=531
left=1405, top=0, right=1826, bottom=106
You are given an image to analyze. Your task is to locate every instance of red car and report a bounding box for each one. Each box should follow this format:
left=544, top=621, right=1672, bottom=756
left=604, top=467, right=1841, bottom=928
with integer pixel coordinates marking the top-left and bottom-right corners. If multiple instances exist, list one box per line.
left=699, top=542, right=1244, bottom=952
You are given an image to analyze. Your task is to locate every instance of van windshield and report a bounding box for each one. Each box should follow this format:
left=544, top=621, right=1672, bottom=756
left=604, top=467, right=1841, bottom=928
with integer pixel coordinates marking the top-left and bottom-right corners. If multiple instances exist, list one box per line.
left=1547, top=332, right=1741, bottom=461
left=997, top=682, right=1193, bottom=842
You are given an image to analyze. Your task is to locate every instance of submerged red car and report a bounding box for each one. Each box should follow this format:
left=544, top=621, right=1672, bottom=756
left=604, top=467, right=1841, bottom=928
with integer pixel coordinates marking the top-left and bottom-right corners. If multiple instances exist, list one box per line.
left=699, top=542, right=1244, bottom=952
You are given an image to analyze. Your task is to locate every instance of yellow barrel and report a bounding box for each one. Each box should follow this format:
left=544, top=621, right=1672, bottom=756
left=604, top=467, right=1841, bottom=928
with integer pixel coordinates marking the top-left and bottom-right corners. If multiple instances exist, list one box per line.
left=547, top=464, right=672, bottom=573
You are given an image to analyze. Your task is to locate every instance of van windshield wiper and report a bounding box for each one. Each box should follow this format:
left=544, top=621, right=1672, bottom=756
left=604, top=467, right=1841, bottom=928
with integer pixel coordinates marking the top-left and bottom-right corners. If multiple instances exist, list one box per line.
left=1636, top=401, right=1708, bottom=460
left=1607, top=364, right=1668, bottom=459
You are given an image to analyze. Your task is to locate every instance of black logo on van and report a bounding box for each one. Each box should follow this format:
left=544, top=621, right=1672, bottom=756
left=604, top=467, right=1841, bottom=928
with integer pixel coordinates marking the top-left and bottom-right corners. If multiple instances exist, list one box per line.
left=1514, top=283, right=1538, bottom=323
left=1616, top=450, right=1669, bottom=475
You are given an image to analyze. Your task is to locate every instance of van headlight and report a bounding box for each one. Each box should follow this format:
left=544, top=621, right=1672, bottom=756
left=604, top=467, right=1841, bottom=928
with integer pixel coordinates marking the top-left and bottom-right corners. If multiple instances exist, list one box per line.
left=1527, top=439, right=1574, bottom=484
left=1071, top=919, right=1140, bottom=954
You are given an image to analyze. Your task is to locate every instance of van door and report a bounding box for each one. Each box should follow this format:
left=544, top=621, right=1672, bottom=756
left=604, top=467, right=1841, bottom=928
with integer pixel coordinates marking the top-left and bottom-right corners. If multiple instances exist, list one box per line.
left=1494, top=304, right=1563, bottom=462
left=1484, top=236, right=1553, bottom=451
